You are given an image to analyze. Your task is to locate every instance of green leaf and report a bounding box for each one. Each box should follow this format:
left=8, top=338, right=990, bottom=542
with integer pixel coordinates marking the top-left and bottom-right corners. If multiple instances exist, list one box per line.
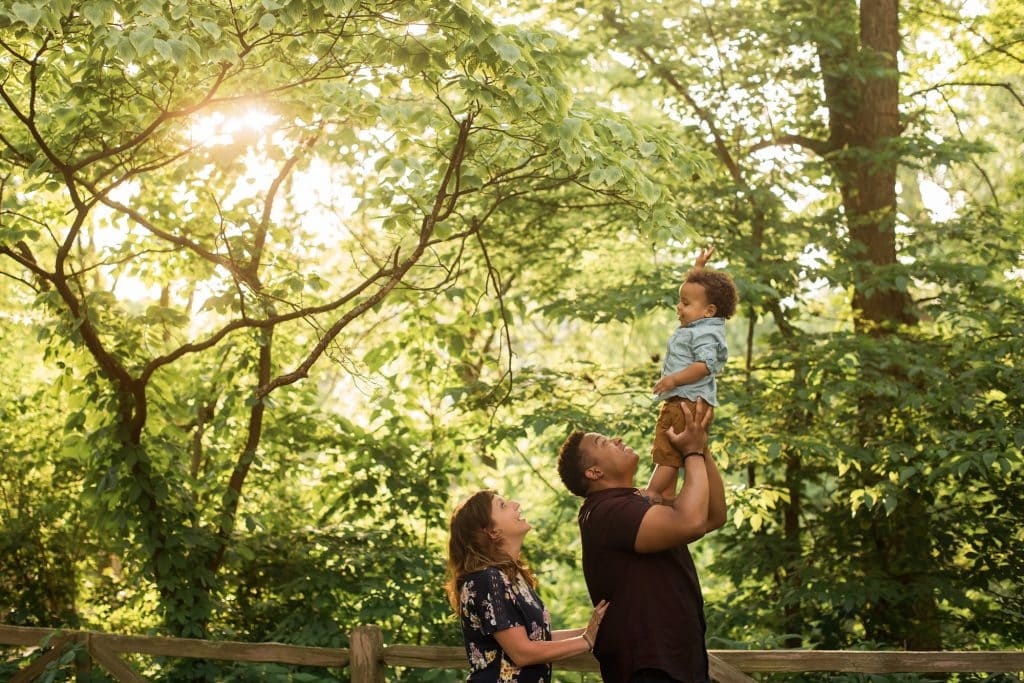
left=130, top=28, right=156, bottom=57
left=324, top=0, right=354, bottom=12
left=168, top=38, right=189, bottom=65
left=198, top=19, right=222, bottom=39
left=487, top=35, right=521, bottom=64
left=559, top=117, right=583, bottom=140
left=258, top=12, right=277, bottom=31
left=169, top=0, right=188, bottom=20
left=11, top=2, right=42, bottom=28
left=116, top=36, right=136, bottom=61
left=153, top=38, right=172, bottom=60
left=364, top=343, right=394, bottom=372
left=636, top=178, right=661, bottom=204
left=882, top=494, right=898, bottom=515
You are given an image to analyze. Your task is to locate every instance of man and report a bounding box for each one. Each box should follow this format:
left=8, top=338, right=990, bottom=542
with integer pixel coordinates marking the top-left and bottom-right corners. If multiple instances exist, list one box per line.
left=557, top=400, right=726, bottom=683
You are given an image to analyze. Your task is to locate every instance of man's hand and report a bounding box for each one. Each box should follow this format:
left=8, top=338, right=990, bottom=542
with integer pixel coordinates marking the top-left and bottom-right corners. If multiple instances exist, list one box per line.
left=694, top=245, right=715, bottom=270
left=666, top=399, right=714, bottom=455
left=635, top=400, right=714, bottom=553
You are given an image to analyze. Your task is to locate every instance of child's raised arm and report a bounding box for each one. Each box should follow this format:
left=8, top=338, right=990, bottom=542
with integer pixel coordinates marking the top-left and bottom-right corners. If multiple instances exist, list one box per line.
left=694, top=245, right=715, bottom=270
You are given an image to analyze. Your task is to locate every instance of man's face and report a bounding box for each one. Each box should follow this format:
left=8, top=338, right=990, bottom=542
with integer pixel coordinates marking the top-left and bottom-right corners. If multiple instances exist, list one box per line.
left=580, top=432, right=638, bottom=483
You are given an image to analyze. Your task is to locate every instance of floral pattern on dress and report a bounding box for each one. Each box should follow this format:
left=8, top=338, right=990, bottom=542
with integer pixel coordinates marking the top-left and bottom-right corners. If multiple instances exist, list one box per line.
left=458, top=567, right=552, bottom=683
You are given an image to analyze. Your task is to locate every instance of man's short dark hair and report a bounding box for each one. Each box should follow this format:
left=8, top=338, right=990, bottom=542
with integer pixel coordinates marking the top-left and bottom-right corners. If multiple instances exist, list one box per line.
left=558, top=430, right=589, bottom=497
left=686, top=268, right=738, bottom=319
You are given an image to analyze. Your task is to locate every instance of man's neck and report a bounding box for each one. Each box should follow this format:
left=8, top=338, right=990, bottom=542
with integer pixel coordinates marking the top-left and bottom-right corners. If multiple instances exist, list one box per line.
left=588, top=478, right=636, bottom=494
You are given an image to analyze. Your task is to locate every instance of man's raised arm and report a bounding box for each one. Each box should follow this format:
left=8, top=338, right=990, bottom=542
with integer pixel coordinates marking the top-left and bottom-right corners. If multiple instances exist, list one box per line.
left=634, top=401, right=713, bottom=553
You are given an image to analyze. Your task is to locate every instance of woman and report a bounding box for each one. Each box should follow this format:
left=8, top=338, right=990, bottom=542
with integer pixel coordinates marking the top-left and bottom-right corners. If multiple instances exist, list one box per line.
left=446, top=490, right=609, bottom=683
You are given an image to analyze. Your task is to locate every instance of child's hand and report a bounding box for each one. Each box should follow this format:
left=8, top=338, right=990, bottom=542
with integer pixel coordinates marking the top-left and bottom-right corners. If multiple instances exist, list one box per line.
left=694, top=245, right=715, bottom=269
left=653, top=376, right=676, bottom=395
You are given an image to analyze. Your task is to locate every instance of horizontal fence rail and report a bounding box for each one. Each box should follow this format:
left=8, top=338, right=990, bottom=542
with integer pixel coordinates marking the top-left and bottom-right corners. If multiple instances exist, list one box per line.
left=3, top=623, right=1023, bottom=682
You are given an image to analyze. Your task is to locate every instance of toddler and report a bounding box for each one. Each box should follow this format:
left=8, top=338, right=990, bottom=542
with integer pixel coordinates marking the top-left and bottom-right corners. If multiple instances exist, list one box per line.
left=647, top=246, right=737, bottom=499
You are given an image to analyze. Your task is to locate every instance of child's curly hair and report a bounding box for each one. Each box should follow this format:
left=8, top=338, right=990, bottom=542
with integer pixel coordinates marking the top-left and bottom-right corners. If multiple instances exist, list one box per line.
left=686, top=269, right=738, bottom=319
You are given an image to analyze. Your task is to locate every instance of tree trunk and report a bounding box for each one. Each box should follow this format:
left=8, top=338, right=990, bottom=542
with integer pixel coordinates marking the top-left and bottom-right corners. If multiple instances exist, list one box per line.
left=817, top=0, right=937, bottom=649
left=849, top=0, right=915, bottom=328
left=821, top=0, right=915, bottom=329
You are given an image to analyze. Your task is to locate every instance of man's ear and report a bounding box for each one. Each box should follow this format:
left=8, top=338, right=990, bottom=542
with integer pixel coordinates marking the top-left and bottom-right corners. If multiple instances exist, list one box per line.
left=585, top=466, right=603, bottom=481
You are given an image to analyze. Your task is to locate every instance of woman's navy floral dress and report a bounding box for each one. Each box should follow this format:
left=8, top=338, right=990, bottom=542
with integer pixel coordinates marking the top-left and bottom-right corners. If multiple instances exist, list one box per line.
left=458, top=566, right=552, bottom=682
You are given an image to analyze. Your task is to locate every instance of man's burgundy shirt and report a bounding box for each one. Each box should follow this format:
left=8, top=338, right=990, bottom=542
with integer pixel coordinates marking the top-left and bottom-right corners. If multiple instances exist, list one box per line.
left=579, top=487, right=710, bottom=683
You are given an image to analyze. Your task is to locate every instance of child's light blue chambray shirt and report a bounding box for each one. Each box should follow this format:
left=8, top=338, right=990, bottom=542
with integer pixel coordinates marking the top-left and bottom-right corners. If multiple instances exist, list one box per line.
left=656, top=317, right=728, bottom=406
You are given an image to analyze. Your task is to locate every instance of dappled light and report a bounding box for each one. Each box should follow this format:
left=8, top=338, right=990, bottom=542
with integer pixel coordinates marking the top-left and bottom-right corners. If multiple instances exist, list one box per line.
left=1, top=0, right=1022, bottom=681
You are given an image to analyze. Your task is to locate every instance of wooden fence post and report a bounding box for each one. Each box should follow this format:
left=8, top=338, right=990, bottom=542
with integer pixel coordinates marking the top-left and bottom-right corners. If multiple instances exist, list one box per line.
left=350, top=625, right=384, bottom=683
left=76, top=632, right=93, bottom=682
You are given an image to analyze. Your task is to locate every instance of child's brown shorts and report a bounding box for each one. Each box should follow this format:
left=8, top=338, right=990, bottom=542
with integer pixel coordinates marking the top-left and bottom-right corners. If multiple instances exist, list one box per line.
left=651, top=397, right=699, bottom=468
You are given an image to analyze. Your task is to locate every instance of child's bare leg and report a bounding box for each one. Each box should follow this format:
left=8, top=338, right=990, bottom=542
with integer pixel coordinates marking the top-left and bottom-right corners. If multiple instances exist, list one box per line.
left=646, top=402, right=683, bottom=501
left=648, top=464, right=679, bottom=501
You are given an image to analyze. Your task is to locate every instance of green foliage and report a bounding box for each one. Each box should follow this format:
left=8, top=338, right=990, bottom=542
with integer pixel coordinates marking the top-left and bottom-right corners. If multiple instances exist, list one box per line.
left=2, top=0, right=1023, bottom=681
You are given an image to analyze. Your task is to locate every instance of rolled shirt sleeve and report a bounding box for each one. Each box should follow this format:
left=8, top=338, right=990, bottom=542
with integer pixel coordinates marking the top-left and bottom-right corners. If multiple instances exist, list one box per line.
left=691, top=330, right=727, bottom=376
left=658, top=318, right=728, bottom=405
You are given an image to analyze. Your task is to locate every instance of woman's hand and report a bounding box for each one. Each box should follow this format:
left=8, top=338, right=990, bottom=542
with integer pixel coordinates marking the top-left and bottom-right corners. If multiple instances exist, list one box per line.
left=583, top=600, right=610, bottom=649
left=498, top=600, right=611, bottom=665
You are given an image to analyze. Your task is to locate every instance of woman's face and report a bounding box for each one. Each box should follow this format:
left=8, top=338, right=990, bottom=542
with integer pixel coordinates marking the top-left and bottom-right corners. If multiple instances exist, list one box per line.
left=490, top=494, right=531, bottom=540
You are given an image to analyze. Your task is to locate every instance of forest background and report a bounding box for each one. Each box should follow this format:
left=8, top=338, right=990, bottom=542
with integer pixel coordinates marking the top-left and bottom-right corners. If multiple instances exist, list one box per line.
left=1, top=0, right=1022, bottom=681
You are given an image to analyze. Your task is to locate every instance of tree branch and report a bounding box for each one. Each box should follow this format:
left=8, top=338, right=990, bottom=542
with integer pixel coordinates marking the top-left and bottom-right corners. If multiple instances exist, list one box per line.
left=0, top=40, right=68, bottom=177
left=747, top=134, right=831, bottom=157
left=249, top=123, right=324, bottom=276
left=474, top=223, right=515, bottom=406
left=0, top=267, right=39, bottom=291
left=933, top=88, right=999, bottom=207
left=70, top=63, right=234, bottom=171
left=208, top=327, right=272, bottom=573
left=908, top=81, right=1024, bottom=110
left=138, top=253, right=407, bottom=384
left=255, top=112, right=476, bottom=398
left=0, top=241, right=51, bottom=284
left=79, top=177, right=261, bottom=291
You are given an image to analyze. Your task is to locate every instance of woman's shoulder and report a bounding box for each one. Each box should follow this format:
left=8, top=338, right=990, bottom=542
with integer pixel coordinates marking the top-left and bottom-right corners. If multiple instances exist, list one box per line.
left=461, top=566, right=507, bottom=586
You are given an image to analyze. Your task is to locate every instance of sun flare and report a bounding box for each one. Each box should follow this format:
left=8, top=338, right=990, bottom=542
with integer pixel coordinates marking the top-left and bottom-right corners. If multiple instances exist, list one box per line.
left=188, top=107, right=280, bottom=147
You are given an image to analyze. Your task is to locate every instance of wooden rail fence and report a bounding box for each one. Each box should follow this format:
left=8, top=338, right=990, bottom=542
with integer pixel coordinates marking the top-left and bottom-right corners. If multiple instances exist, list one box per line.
left=3, top=623, right=1023, bottom=682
